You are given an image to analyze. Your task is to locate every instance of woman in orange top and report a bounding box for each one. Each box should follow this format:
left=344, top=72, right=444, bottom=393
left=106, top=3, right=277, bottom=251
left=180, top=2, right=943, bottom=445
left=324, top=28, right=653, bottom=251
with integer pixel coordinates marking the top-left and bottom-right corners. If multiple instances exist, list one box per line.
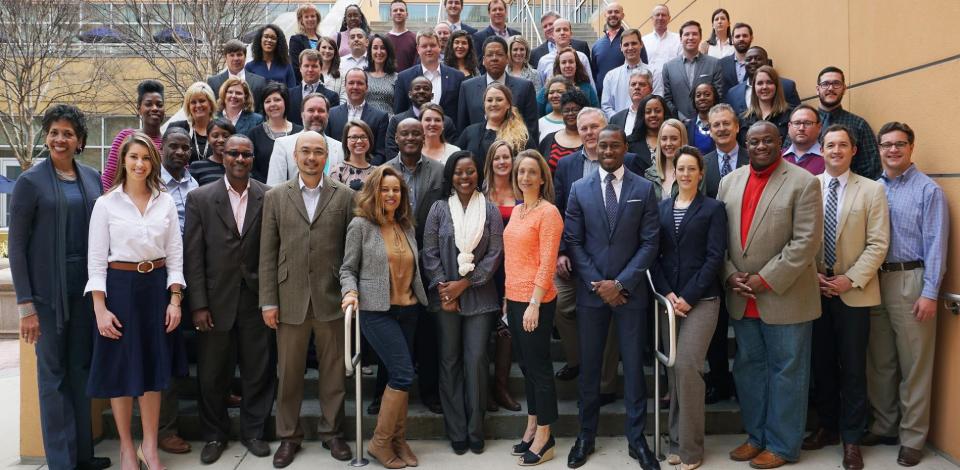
left=502, top=150, right=563, bottom=466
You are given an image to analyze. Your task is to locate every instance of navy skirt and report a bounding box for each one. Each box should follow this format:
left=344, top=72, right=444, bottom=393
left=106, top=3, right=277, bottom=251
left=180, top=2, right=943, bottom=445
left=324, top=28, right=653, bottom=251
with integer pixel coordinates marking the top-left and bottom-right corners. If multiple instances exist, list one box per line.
left=87, top=267, right=185, bottom=398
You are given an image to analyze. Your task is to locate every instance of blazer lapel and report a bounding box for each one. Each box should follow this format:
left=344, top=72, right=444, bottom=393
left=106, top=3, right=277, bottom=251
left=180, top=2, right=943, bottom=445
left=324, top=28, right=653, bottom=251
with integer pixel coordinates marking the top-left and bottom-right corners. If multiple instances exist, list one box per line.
left=311, top=175, right=337, bottom=224
left=586, top=172, right=610, bottom=237
left=726, top=169, right=748, bottom=251
left=240, top=183, right=264, bottom=238
left=836, top=175, right=859, bottom=239
left=744, top=164, right=788, bottom=252
left=676, top=194, right=703, bottom=241
left=214, top=184, right=241, bottom=237
left=612, top=171, right=633, bottom=235
left=285, top=181, right=311, bottom=225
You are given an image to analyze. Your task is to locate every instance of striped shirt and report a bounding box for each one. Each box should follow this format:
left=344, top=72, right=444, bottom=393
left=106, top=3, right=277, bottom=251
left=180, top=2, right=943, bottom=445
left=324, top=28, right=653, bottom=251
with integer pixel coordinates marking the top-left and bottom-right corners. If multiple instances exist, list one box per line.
left=880, top=164, right=950, bottom=300
left=673, top=207, right=687, bottom=232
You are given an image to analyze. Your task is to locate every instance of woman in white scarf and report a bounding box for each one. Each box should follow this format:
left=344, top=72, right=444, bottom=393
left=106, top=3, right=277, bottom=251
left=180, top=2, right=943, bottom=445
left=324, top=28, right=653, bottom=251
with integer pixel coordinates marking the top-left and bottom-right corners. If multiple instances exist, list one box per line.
left=421, top=151, right=505, bottom=454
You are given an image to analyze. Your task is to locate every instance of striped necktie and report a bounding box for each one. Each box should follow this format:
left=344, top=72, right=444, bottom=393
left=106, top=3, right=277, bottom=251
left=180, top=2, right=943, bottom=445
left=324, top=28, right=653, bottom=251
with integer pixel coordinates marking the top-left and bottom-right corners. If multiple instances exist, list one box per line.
left=605, top=173, right=618, bottom=230
left=824, top=178, right=839, bottom=269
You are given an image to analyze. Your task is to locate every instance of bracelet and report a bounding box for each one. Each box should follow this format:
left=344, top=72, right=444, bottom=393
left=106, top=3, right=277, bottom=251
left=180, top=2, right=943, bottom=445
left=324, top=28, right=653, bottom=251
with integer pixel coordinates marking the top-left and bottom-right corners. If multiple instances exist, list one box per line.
left=169, top=303, right=181, bottom=308
left=170, top=291, right=183, bottom=298
left=529, top=298, right=541, bottom=307
left=17, top=303, right=37, bottom=318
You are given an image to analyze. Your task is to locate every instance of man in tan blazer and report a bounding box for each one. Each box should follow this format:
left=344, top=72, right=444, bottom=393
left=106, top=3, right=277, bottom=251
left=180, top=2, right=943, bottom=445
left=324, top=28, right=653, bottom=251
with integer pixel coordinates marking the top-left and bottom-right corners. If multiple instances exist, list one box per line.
left=717, top=121, right=823, bottom=469
left=259, top=131, right=356, bottom=467
left=801, top=125, right=889, bottom=470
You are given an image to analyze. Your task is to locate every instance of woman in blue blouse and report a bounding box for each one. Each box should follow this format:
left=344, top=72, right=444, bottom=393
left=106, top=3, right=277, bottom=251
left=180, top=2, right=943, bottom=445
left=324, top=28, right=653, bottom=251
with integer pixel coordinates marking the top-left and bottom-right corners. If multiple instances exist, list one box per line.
left=536, top=47, right=598, bottom=116
left=245, top=24, right=297, bottom=89
left=685, top=80, right=719, bottom=155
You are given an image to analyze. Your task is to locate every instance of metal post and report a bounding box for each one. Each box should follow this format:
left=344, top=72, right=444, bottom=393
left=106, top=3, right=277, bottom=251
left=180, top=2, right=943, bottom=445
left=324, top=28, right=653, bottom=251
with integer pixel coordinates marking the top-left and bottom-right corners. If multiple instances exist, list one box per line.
left=646, top=271, right=676, bottom=462
left=344, top=305, right=369, bottom=467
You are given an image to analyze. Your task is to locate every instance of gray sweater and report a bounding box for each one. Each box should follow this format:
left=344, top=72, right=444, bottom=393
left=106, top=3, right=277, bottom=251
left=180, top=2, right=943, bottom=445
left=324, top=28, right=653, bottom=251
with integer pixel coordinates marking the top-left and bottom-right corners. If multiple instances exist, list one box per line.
left=340, top=216, right=428, bottom=311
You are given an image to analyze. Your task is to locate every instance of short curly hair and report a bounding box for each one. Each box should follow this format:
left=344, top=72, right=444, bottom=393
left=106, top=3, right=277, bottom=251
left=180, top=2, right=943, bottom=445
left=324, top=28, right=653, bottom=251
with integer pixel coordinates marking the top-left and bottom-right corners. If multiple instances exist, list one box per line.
left=42, top=104, right=88, bottom=153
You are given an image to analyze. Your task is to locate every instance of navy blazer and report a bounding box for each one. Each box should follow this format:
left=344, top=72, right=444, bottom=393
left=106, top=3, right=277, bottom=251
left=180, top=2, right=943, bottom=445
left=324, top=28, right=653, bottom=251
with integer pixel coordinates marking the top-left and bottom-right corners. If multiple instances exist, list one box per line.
left=393, top=63, right=465, bottom=122
left=220, top=110, right=264, bottom=137
left=473, top=25, right=521, bottom=65
left=208, top=70, right=267, bottom=113
left=325, top=103, right=390, bottom=164
left=703, top=145, right=749, bottom=199
left=9, top=159, right=102, bottom=322
left=385, top=108, right=459, bottom=159
left=554, top=150, right=647, bottom=220
left=286, top=83, right=341, bottom=126
left=719, top=54, right=740, bottom=96
left=456, top=73, right=538, bottom=139
left=563, top=168, right=660, bottom=309
left=651, top=194, right=727, bottom=303
left=457, top=22, right=478, bottom=35
left=725, top=76, right=801, bottom=115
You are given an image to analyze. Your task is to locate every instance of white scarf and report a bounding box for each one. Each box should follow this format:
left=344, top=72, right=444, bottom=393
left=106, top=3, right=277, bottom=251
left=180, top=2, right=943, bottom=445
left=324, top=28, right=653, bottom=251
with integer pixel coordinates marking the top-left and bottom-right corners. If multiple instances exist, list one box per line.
left=448, top=191, right=487, bottom=276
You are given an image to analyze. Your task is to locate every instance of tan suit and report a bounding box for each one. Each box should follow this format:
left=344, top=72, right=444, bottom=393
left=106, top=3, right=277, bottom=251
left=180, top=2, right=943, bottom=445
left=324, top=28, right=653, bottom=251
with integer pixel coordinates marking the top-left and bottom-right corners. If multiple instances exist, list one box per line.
left=718, top=160, right=824, bottom=324
left=816, top=172, right=890, bottom=306
left=259, top=175, right=355, bottom=443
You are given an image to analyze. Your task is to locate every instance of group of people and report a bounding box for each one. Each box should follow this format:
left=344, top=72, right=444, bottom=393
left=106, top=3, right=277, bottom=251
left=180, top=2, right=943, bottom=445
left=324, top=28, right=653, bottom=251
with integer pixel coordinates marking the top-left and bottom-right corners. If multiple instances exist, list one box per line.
left=9, top=2, right=950, bottom=470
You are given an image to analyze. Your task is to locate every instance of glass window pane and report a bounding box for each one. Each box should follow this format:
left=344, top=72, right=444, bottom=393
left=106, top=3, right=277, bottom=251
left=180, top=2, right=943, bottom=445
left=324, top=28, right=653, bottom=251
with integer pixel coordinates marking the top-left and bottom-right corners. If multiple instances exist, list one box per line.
left=104, top=116, right=139, bottom=145
left=76, top=148, right=103, bottom=172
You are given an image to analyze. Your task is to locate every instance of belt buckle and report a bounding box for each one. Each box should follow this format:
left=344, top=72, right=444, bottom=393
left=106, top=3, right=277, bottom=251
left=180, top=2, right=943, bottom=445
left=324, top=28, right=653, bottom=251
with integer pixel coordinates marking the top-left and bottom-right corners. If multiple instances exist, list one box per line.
left=136, top=260, right=155, bottom=273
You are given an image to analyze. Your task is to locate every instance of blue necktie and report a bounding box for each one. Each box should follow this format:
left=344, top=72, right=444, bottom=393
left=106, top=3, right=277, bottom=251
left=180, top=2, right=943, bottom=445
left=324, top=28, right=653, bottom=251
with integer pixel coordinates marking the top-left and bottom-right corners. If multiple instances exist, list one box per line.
left=824, top=178, right=839, bottom=269
left=720, top=153, right=732, bottom=178
left=605, top=173, right=618, bottom=230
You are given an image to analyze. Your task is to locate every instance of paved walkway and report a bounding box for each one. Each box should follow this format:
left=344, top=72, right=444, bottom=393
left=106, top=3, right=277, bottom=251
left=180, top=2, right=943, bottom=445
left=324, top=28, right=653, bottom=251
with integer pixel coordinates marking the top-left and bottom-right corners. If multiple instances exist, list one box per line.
left=1, top=338, right=957, bottom=469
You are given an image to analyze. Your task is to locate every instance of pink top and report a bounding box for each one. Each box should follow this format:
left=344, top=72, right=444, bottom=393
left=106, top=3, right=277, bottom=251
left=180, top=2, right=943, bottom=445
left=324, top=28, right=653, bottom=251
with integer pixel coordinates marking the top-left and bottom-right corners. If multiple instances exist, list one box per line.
left=502, top=202, right=563, bottom=303
left=101, top=129, right=163, bottom=191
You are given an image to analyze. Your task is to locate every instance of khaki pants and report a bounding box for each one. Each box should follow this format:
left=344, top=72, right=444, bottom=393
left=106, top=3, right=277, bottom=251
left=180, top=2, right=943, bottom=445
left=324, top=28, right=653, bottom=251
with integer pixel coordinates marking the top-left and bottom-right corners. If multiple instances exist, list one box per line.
left=554, top=273, right=620, bottom=394
left=866, top=269, right=936, bottom=449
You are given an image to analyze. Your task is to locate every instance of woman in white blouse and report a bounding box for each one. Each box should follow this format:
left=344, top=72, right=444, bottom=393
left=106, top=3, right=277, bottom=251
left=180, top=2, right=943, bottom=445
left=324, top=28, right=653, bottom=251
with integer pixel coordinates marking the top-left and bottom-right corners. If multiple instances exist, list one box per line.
left=420, top=103, right=460, bottom=163
left=85, top=132, right=185, bottom=470
left=700, top=8, right=735, bottom=58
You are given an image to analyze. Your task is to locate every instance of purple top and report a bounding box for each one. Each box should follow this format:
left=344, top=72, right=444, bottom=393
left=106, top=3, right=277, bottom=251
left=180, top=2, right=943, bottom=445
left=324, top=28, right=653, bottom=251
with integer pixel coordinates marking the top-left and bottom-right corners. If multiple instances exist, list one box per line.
left=782, top=142, right=825, bottom=175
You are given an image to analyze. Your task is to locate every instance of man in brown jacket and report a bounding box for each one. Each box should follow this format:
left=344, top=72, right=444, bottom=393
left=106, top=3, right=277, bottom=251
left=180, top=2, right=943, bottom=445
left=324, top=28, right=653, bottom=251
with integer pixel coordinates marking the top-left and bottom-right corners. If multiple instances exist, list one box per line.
left=717, top=121, right=823, bottom=469
left=259, top=131, right=356, bottom=467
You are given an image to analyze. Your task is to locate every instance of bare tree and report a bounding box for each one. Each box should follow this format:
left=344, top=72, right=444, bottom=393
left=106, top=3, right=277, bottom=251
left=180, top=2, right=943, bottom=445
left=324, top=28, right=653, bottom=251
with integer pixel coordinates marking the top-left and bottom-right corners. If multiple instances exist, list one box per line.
left=0, top=0, right=111, bottom=169
left=103, top=0, right=264, bottom=106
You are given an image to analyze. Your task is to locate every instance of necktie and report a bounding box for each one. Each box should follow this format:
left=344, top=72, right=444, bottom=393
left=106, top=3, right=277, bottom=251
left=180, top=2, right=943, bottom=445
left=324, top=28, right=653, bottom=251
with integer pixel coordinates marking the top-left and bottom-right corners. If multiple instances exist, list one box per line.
left=604, top=173, right=618, bottom=230
left=824, top=178, right=839, bottom=269
left=720, top=153, right=732, bottom=178
left=304, top=83, right=315, bottom=95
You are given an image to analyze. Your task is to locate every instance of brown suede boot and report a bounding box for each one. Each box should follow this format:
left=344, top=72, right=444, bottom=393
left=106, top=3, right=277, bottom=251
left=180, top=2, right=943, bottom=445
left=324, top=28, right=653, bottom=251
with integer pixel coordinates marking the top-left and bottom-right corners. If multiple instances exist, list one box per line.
left=368, top=387, right=406, bottom=468
left=493, top=335, right=521, bottom=411
left=392, top=389, right=418, bottom=467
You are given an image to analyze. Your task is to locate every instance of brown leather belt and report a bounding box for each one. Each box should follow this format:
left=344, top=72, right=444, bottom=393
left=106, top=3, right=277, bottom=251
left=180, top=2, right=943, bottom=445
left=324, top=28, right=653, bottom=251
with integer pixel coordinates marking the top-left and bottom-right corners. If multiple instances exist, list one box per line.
left=880, top=260, right=923, bottom=273
left=108, top=258, right=166, bottom=273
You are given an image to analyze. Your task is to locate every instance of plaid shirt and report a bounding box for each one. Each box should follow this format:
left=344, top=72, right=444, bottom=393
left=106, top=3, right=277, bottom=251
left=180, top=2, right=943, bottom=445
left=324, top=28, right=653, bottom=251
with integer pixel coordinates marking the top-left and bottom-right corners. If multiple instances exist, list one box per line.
left=819, top=107, right=882, bottom=179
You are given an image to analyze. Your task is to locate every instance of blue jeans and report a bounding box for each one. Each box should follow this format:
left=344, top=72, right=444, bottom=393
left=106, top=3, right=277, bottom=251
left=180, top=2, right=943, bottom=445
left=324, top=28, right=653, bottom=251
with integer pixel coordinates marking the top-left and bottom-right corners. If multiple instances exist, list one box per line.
left=731, top=317, right=812, bottom=461
left=360, top=305, right=419, bottom=391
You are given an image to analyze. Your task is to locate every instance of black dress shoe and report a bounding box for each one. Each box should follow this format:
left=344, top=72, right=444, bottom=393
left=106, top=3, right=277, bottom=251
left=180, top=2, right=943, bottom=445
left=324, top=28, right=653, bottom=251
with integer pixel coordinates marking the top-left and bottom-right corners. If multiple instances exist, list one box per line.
left=555, top=364, right=580, bottom=381
left=470, top=440, right=485, bottom=454
left=632, top=440, right=661, bottom=470
left=519, top=435, right=556, bottom=466
left=77, top=456, right=112, bottom=470
left=367, top=397, right=381, bottom=415
left=512, top=439, right=533, bottom=456
left=425, top=401, right=444, bottom=414
left=242, top=438, right=271, bottom=457
left=452, top=440, right=468, bottom=455
left=598, top=393, right=617, bottom=407
left=200, top=441, right=226, bottom=464
left=705, top=384, right=723, bottom=404
left=567, top=438, right=595, bottom=468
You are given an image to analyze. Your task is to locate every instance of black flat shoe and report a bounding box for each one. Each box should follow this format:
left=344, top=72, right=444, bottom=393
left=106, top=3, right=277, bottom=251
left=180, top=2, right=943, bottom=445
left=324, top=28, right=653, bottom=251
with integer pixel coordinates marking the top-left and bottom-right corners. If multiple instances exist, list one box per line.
left=519, top=436, right=555, bottom=466
left=555, top=364, right=580, bottom=381
left=366, top=397, right=381, bottom=415
left=452, top=440, right=468, bottom=455
left=567, top=438, right=595, bottom=468
left=77, top=456, right=112, bottom=470
left=470, top=440, right=485, bottom=454
left=512, top=439, right=533, bottom=456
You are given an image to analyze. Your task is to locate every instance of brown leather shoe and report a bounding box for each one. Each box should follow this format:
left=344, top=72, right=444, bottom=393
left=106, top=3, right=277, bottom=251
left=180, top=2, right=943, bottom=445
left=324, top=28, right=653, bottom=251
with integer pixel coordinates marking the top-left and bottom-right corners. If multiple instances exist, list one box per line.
left=323, top=438, right=353, bottom=462
left=897, top=446, right=923, bottom=467
left=749, top=450, right=788, bottom=469
left=158, top=434, right=191, bottom=454
left=272, top=441, right=301, bottom=468
left=842, top=443, right=864, bottom=470
left=802, top=428, right=840, bottom=450
left=729, top=442, right=763, bottom=461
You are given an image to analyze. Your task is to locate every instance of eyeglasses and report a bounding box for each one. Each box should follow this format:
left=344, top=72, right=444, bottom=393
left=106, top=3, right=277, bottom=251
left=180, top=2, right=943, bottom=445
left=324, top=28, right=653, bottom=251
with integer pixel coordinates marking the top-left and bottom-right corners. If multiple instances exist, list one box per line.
left=789, top=120, right=817, bottom=128
left=346, top=135, right=370, bottom=142
left=879, top=141, right=910, bottom=150
left=817, top=80, right=844, bottom=90
left=224, top=150, right=254, bottom=159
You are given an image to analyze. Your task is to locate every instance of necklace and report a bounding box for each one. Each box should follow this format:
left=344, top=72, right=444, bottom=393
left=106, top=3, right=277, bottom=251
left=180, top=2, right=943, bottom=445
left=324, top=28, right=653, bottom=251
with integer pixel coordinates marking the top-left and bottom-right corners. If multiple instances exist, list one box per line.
left=390, top=224, right=405, bottom=254
left=192, top=128, right=208, bottom=160
left=55, top=167, right=76, bottom=181
left=519, top=197, right=541, bottom=219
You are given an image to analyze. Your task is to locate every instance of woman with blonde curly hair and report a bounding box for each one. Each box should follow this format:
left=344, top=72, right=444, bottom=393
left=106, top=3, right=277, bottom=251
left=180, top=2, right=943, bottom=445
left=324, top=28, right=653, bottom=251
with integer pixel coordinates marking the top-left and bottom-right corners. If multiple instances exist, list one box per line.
left=169, top=81, right=219, bottom=162
left=457, top=83, right=533, bottom=168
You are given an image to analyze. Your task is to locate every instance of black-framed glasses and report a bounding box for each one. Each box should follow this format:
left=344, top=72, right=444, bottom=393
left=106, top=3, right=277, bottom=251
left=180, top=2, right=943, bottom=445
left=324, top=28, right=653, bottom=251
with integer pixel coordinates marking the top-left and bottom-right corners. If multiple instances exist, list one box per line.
left=879, top=141, right=910, bottom=150
left=817, top=80, right=844, bottom=90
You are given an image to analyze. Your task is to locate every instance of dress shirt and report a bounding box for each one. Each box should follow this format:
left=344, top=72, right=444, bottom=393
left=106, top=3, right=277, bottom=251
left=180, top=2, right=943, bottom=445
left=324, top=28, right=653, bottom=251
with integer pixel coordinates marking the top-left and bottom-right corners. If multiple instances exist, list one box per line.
left=744, top=83, right=752, bottom=108
left=422, top=64, right=443, bottom=104
left=160, top=165, right=199, bottom=234
left=735, top=57, right=746, bottom=83
left=226, top=68, right=246, bottom=81
left=716, top=144, right=740, bottom=176
left=299, top=175, right=324, bottom=221
left=783, top=142, right=825, bottom=175
left=485, top=73, right=507, bottom=87
left=302, top=80, right=321, bottom=95
left=624, top=108, right=638, bottom=137
left=740, top=159, right=781, bottom=318
left=582, top=152, right=600, bottom=179
left=598, top=164, right=625, bottom=202
left=398, top=155, right=425, bottom=213
left=600, top=61, right=660, bottom=117
left=348, top=101, right=365, bottom=121
left=641, top=30, right=682, bottom=71
left=340, top=54, right=368, bottom=74
left=683, top=53, right=705, bottom=87
left=225, top=176, right=250, bottom=232
left=820, top=170, right=849, bottom=227
left=449, top=21, right=465, bottom=32
left=84, top=188, right=186, bottom=294
left=880, top=164, right=950, bottom=299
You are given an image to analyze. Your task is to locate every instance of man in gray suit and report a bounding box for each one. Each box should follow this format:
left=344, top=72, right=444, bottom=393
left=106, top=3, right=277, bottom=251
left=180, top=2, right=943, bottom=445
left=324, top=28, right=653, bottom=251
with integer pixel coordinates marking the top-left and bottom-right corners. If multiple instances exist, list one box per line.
left=184, top=135, right=274, bottom=464
left=718, top=121, right=823, bottom=469
left=259, top=131, right=356, bottom=467
left=661, top=20, right=724, bottom=120
left=207, top=39, right=266, bottom=113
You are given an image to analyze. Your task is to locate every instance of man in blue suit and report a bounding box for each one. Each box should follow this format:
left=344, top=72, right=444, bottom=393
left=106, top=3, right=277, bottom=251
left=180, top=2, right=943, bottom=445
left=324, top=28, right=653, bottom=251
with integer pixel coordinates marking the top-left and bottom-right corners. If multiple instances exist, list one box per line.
left=718, top=23, right=754, bottom=95
left=443, top=0, right=477, bottom=34
left=472, top=0, right=520, bottom=65
left=725, top=46, right=801, bottom=115
left=326, top=69, right=389, bottom=164
left=456, top=36, right=538, bottom=138
left=563, top=124, right=661, bottom=470
left=394, top=29, right=465, bottom=125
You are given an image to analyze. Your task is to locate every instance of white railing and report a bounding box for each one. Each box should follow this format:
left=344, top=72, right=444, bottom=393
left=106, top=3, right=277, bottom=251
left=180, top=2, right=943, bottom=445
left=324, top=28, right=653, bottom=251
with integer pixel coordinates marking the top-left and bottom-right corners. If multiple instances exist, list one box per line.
left=647, top=270, right=676, bottom=461
left=343, top=304, right=369, bottom=467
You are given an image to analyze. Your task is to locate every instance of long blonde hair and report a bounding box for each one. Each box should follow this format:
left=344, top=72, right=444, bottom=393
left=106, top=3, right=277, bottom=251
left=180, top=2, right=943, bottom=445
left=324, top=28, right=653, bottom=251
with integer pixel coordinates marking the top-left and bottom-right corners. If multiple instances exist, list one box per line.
left=484, top=83, right=529, bottom=153
left=652, top=118, right=688, bottom=179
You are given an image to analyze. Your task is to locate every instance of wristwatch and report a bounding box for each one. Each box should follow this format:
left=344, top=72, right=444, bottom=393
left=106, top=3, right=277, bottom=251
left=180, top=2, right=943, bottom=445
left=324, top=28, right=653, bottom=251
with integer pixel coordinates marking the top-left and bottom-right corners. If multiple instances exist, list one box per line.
left=614, top=280, right=629, bottom=297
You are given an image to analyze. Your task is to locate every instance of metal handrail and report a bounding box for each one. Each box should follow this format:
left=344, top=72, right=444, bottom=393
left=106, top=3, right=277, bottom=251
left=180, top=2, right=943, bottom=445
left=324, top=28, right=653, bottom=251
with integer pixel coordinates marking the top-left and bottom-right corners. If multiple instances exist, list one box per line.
left=343, top=304, right=369, bottom=467
left=648, top=270, right=677, bottom=461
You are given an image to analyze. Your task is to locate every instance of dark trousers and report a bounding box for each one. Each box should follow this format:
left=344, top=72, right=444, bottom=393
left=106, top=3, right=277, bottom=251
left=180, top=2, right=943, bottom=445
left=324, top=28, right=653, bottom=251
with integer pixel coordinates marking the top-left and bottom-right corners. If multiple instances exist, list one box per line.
left=577, top=304, right=648, bottom=449
left=361, top=305, right=419, bottom=391
left=705, top=296, right=733, bottom=390
left=413, top=305, right=440, bottom=403
left=35, top=296, right=94, bottom=470
left=812, top=295, right=870, bottom=443
left=196, top=288, right=277, bottom=442
left=438, top=311, right=495, bottom=443
left=507, top=300, right=558, bottom=426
